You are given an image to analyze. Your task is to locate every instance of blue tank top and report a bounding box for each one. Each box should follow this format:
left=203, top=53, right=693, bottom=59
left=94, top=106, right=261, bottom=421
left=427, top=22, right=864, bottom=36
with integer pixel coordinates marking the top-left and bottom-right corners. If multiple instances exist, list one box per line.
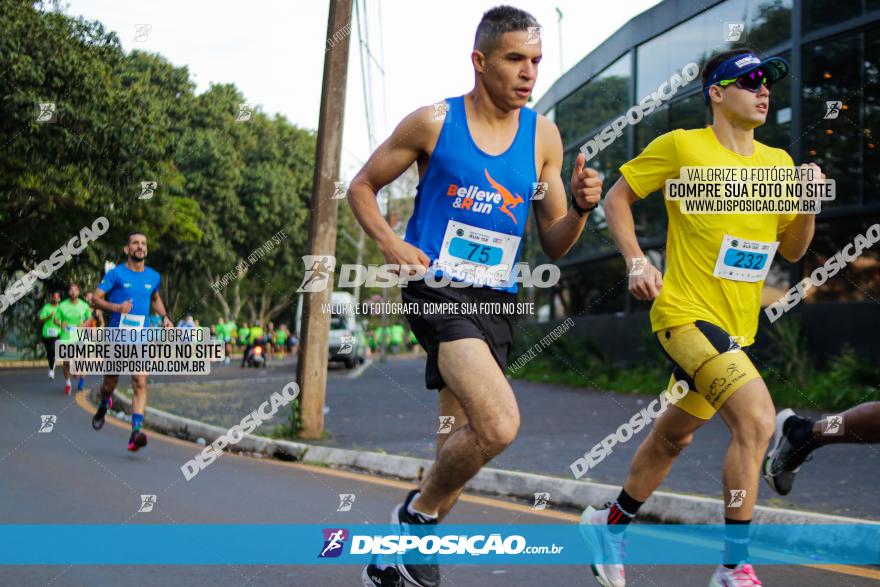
left=404, top=96, right=538, bottom=293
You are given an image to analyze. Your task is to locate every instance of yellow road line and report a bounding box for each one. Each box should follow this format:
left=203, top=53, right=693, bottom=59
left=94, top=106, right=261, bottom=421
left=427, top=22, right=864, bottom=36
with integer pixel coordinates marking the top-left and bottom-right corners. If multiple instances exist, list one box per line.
left=805, top=565, right=880, bottom=581
left=74, top=391, right=880, bottom=580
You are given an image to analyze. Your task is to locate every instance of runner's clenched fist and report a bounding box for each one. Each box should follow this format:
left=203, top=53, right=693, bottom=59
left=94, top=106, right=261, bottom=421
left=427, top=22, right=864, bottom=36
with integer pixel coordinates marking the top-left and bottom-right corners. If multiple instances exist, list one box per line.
left=570, top=152, right=603, bottom=210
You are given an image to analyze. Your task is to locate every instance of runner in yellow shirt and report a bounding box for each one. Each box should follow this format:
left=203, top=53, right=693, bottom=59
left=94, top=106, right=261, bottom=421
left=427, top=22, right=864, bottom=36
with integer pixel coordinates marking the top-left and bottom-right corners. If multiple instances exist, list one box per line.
left=580, top=48, right=825, bottom=587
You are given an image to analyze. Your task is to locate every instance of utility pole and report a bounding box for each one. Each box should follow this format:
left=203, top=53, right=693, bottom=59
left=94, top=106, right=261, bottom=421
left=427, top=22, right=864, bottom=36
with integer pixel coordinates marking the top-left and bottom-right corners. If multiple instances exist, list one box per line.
left=297, top=0, right=353, bottom=440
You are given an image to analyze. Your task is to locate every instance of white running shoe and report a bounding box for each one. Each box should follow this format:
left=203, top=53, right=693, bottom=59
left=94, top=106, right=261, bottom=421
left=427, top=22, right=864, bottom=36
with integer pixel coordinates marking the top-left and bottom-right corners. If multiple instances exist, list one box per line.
left=579, top=505, right=626, bottom=587
left=709, top=563, right=763, bottom=586
left=48, top=369, right=55, bottom=380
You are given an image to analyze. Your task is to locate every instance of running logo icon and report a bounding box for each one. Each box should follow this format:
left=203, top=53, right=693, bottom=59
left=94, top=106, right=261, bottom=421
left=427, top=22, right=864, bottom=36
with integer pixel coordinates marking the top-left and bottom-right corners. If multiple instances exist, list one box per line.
left=338, top=335, right=355, bottom=355
left=531, top=182, right=548, bottom=201
left=822, top=414, right=844, bottom=435
left=437, top=416, right=455, bottom=434
left=297, top=256, right=336, bottom=293
left=237, top=103, right=254, bottom=122
left=337, top=494, right=355, bottom=512
left=725, top=23, right=745, bottom=42
left=133, top=24, right=151, bottom=42
left=728, top=489, right=746, bottom=508
left=432, top=101, right=449, bottom=122
left=318, top=528, right=348, bottom=558
left=35, top=102, right=57, bottom=123
left=139, top=181, right=157, bottom=200
left=824, top=101, right=842, bottom=119
left=138, top=494, right=156, bottom=513
left=629, top=257, right=648, bottom=276
left=332, top=181, right=348, bottom=200
left=525, top=26, right=541, bottom=45
left=38, top=415, right=57, bottom=433
left=532, top=492, right=550, bottom=510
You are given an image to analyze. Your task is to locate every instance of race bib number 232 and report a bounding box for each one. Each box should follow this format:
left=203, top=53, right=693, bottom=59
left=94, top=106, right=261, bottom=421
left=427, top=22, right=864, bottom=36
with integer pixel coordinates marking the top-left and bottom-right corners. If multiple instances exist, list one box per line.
left=712, top=235, right=778, bottom=283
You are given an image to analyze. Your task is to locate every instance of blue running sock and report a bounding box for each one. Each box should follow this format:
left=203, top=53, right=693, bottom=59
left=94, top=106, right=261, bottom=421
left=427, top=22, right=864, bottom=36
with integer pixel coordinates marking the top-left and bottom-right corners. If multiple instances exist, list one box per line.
left=723, top=518, right=751, bottom=568
left=132, top=413, right=144, bottom=432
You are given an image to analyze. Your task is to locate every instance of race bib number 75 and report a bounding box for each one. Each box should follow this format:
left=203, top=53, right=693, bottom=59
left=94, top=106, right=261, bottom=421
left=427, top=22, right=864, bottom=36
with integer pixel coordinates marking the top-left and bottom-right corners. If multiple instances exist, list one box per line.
left=436, top=220, right=521, bottom=286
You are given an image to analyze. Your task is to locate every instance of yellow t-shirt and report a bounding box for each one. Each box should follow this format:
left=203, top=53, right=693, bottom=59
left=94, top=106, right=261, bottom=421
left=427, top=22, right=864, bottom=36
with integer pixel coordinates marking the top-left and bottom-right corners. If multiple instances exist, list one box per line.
left=620, top=126, right=796, bottom=345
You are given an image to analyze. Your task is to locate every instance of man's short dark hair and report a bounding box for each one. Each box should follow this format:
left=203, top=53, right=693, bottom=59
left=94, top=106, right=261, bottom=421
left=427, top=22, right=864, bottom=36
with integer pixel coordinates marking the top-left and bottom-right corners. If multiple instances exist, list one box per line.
left=474, top=5, right=540, bottom=57
left=128, top=231, right=147, bottom=244
left=701, top=47, right=756, bottom=89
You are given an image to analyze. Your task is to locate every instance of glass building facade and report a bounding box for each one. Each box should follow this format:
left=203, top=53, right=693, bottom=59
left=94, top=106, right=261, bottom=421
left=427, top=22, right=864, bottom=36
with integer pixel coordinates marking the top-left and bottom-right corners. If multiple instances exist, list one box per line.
left=532, top=0, right=880, bottom=319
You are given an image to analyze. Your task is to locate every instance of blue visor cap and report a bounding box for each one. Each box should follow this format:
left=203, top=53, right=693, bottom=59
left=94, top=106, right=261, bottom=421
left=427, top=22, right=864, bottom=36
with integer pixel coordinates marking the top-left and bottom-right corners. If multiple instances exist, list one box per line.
left=703, top=54, right=789, bottom=104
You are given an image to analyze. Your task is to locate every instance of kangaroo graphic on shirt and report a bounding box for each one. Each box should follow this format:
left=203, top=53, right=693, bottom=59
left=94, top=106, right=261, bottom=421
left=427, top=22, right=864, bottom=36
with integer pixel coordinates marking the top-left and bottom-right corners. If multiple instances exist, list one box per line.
left=484, top=169, right=524, bottom=225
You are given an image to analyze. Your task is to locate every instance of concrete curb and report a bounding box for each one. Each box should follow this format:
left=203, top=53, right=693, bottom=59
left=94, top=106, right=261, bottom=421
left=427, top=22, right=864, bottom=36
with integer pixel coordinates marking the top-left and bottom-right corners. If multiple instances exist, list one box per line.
left=94, top=388, right=877, bottom=529
left=0, top=360, right=45, bottom=368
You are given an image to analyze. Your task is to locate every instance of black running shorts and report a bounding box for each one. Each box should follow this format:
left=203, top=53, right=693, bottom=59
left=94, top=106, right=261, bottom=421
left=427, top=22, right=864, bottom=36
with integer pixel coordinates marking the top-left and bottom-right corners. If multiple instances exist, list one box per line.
left=401, top=280, right=516, bottom=390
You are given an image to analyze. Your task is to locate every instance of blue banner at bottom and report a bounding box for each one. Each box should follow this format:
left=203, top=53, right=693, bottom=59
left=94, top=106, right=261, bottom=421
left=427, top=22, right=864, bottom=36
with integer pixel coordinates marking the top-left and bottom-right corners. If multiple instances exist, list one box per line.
left=0, top=524, right=877, bottom=565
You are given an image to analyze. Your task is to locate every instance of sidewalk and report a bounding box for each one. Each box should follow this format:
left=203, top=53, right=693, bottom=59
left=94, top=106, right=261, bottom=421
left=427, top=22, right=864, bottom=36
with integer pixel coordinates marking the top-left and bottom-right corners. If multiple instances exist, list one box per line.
left=140, top=356, right=880, bottom=521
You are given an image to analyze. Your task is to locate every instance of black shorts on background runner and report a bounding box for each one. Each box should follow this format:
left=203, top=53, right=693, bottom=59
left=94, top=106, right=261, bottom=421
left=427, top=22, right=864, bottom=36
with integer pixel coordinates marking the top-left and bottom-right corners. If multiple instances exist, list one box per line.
left=401, top=279, right=516, bottom=390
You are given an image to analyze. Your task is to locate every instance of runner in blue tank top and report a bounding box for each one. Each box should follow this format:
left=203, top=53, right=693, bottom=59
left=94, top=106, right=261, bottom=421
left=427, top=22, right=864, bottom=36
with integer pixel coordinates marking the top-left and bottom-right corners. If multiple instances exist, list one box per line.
left=348, top=7, right=602, bottom=587
left=90, top=232, right=173, bottom=453
left=403, top=94, right=538, bottom=293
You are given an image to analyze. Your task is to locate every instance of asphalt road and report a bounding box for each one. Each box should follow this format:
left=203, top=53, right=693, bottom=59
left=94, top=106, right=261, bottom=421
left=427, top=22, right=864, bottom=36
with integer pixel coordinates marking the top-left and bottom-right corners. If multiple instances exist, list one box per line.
left=0, top=367, right=877, bottom=586
left=137, top=355, right=880, bottom=520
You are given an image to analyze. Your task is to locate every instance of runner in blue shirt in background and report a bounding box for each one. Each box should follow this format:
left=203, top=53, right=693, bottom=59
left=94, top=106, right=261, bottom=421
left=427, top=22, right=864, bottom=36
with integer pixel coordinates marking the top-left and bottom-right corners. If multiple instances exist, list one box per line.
left=90, top=232, right=173, bottom=452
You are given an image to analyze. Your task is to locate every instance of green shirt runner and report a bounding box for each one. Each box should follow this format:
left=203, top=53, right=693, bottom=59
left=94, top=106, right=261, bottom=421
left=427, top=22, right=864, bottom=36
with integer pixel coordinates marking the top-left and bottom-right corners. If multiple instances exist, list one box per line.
left=39, top=303, right=61, bottom=338
left=55, top=299, right=92, bottom=341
